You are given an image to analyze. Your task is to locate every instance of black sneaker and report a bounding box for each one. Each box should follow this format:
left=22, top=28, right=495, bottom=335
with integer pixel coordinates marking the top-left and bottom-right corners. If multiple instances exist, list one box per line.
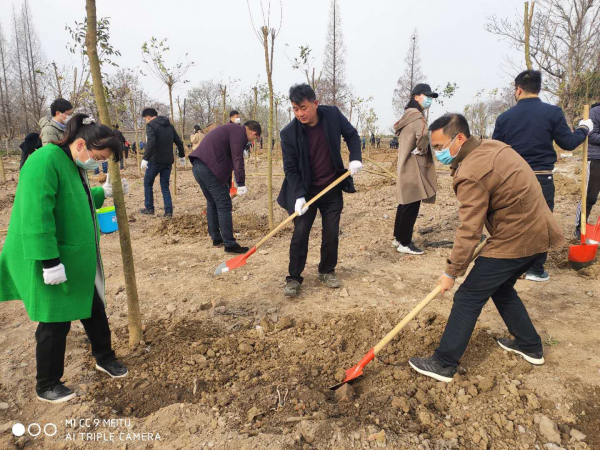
left=140, top=208, right=155, bottom=215
left=497, top=338, right=544, bottom=365
left=409, top=355, right=456, bottom=383
left=96, top=360, right=129, bottom=378
left=212, top=239, right=224, bottom=247
left=36, top=384, right=76, bottom=403
left=224, top=243, right=249, bottom=254
left=284, top=279, right=302, bottom=297
left=397, top=242, right=424, bottom=255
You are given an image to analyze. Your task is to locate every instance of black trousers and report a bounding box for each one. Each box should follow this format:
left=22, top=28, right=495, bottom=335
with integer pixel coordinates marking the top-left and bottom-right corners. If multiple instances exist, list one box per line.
left=393, top=201, right=421, bottom=246
left=575, top=160, right=600, bottom=232
left=434, top=255, right=543, bottom=368
left=287, top=189, right=343, bottom=283
left=35, top=289, right=115, bottom=393
left=529, top=174, right=555, bottom=275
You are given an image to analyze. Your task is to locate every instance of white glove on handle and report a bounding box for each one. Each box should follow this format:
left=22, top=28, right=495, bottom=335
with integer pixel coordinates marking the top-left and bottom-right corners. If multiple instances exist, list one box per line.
left=295, top=197, right=308, bottom=216
left=102, top=173, right=130, bottom=197
left=237, top=186, right=248, bottom=195
left=579, top=119, right=593, bottom=135
left=141, top=160, right=149, bottom=170
left=179, top=157, right=186, bottom=166
left=349, top=160, right=363, bottom=176
left=43, top=263, right=67, bottom=285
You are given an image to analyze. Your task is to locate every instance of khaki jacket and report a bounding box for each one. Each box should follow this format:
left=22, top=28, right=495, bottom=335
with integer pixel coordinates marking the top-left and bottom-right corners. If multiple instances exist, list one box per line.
left=190, top=131, right=205, bottom=150
left=39, top=117, right=64, bottom=146
left=393, top=108, right=437, bottom=205
left=445, top=137, right=566, bottom=277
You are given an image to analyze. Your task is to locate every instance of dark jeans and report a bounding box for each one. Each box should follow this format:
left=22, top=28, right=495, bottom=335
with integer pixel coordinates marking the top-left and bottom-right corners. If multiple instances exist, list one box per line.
left=529, top=174, right=555, bottom=275
left=575, top=160, right=600, bottom=232
left=287, top=188, right=343, bottom=283
left=434, top=255, right=543, bottom=368
left=192, top=161, right=236, bottom=247
left=393, top=201, right=421, bottom=246
left=144, top=161, right=173, bottom=214
left=94, top=162, right=109, bottom=175
left=35, top=290, right=115, bottom=393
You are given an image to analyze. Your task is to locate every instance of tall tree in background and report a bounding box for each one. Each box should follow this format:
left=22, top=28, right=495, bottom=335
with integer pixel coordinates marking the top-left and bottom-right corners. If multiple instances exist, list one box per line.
left=20, top=0, right=45, bottom=123
left=486, top=0, right=600, bottom=123
left=247, top=0, right=283, bottom=230
left=322, top=0, right=348, bottom=108
left=11, top=6, right=30, bottom=131
left=0, top=22, right=14, bottom=142
left=392, top=30, right=425, bottom=117
left=85, top=0, right=142, bottom=348
left=287, top=44, right=323, bottom=95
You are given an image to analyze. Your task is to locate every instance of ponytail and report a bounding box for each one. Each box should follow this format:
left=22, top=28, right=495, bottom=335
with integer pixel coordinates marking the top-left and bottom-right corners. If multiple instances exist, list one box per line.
left=53, top=113, right=121, bottom=162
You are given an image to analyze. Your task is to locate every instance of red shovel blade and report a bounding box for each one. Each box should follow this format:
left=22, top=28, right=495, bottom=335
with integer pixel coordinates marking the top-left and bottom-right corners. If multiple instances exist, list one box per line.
left=214, top=246, right=256, bottom=275
left=329, top=348, right=375, bottom=390
left=586, top=218, right=600, bottom=243
left=230, top=181, right=237, bottom=197
left=568, top=240, right=598, bottom=270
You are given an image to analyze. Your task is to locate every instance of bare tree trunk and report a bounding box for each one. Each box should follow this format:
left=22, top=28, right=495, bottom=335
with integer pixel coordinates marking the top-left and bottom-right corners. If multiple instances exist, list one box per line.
left=253, top=86, right=258, bottom=170
left=12, top=9, right=29, bottom=131
left=85, top=0, right=143, bottom=348
left=0, top=139, right=6, bottom=182
left=129, top=96, right=141, bottom=176
left=52, top=62, right=62, bottom=98
left=168, top=82, right=177, bottom=197
left=262, top=26, right=274, bottom=230
left=524, top=1, right=534, bottom=70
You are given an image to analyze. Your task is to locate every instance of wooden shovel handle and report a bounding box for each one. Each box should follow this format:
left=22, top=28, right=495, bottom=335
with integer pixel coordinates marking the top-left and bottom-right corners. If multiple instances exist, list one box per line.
left=254, top=171, right=351, bottom=250
left=373, top=239, right=488, bottom=355
left=581, top=105, right=590, bottom=239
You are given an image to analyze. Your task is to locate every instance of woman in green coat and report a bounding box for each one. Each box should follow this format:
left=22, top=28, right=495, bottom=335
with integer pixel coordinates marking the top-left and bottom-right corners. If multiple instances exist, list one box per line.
left=0, top=114, right=130, bottom=403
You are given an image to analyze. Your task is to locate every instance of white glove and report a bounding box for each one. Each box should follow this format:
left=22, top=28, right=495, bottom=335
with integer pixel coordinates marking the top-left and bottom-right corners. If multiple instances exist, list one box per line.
left=579, top=119, right=593, bottom=134
left=349, top=160, right=363, bottom=176
left=141, top=160, right=149, bottom=170
left=43, top=263, right=67, bottom=285
left=102, top=174, right=130, bottom=197
left=295, top=197, right=308, bottom=216
left=179, top=157, right=186, bottom=166
left=243, top=149, right=249, bottom=158
left=237, top=186, right=248, bottom=195
left=411, top=148, right=422, bottom=156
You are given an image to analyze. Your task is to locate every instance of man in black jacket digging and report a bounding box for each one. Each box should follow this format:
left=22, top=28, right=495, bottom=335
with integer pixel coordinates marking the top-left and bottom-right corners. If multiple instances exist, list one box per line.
left=279, top=83, right=362, bottom=297
left=140, top=108, right=185, bottom=217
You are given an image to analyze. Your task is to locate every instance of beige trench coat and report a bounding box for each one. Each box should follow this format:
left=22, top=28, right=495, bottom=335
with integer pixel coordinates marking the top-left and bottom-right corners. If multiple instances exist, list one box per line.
left=393, top=108, right=437, bottom=205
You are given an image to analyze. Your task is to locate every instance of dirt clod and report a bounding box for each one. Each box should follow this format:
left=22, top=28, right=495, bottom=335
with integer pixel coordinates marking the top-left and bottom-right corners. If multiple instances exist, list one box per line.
left=334, top=383, right=355, bottom=403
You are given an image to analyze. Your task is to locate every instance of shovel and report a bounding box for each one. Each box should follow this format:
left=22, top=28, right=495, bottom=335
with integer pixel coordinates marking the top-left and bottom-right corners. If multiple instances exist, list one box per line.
left=214, top=171, right=351, bottom=275
left=568, top=105, right=598, bottom=269
left=585, top=217, right=600, bottom=244
left=329, top=239, right=487, bottom=390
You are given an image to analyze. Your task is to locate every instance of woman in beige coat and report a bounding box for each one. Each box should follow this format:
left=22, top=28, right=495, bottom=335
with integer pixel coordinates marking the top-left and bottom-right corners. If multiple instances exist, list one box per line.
left=392, top=84, right=438, bottom=255
left=190, top=124, right=205, bottom=150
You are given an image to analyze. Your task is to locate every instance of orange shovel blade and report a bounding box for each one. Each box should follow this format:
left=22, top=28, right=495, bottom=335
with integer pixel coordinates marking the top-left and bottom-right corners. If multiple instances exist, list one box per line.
left=230, top=181, right=237, bottom=197
left=214, top=246, right=256, bottom=275
left=568, top=242, right=598, bottom=264
left=329, top=348, right=375, bottom=390
left=586, top=219, right=600, bottom=243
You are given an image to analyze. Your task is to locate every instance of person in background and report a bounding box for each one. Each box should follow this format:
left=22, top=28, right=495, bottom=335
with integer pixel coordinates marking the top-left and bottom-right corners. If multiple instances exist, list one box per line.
left=19, top=132, right=42, bottom=169
left=574, top=101, right=600, bottom=243
left=190, top=124, right=205, bottom=150
left=229, top=110, right=241, bottom=124
left=361, top=135, right=366, bottom=150
left=370, top=133, right=375, bottom=147
left=113, top=124, right=126, bottom=170
left=131, top=141, right=137, bottom=155
left=189, top=120, right=261, bottom=253
left=124, top=140, right=130, bottom=161
left=139, top=108, right=185, bottom=218
left=279, top=83, right=362, bottom=297
left=392, top=83, right=438, bottom=255
left=376, top=136, right=381, bottom=149
left=492, top=70, right=592, bottom=282
left=0, top=114, right=130, bottom=403
left=409, top=113, right=565, bottom=383
left=39, top=98, right=73, bottom=146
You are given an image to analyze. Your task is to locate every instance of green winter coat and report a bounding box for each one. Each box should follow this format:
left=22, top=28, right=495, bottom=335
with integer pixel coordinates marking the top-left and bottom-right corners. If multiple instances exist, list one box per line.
left=0, top=144, right=106, bottom=322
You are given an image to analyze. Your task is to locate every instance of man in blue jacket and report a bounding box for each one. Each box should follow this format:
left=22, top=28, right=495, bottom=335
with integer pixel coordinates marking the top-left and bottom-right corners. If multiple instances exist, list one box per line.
left=278, top=83, right=362, bottom=297
left=492, top=70, right=593, bottom=282
left=574, top=102, right=600, bottom=243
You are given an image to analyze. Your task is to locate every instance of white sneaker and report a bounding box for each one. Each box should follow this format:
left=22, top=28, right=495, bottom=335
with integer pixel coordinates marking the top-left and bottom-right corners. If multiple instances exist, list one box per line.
left=524, top=271, right=549, bottom=282
left=397, top=242, right=424, bottom=255
left=391, top=239, right=401, bottom=248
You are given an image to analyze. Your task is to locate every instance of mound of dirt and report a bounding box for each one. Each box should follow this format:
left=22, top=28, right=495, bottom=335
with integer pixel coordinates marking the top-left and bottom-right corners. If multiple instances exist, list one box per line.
left=86, top=311, right=591, bottom=448
left=154, top=214, right=209, bottom=236
left=554, top=173, right=580, bottom=197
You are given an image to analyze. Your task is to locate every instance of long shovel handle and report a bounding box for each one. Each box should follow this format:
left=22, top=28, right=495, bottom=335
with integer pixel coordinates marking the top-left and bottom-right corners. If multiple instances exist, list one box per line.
left=373, top=239, right=488, bottom=355
left=254, top=171, right=351, bottom=250
left=580, top=105, right=590, bottom=241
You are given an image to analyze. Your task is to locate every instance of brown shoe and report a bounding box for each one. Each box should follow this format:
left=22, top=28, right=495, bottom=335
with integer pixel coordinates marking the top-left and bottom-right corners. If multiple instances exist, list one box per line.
left=318, top=272, right=341, bottom=288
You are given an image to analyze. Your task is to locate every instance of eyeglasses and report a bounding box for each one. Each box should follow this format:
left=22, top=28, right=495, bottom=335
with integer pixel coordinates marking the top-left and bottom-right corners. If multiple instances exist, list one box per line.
left=431, top=136, right=457, bottom=151
left=86, top=148, right=109, bottom=162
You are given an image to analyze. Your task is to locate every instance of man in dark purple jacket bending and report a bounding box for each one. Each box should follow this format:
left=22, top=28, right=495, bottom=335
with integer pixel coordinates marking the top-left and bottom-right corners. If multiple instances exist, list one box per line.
left=189, top=121, right=261, bottom=253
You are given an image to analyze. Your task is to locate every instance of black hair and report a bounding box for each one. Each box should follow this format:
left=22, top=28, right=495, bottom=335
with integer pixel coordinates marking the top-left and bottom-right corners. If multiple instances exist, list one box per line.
left=243, top=120, right=262, bottom=137
left=194, top=124, right=201, bottom=131
left=429, top=113, right=471, bottom=139
left=405, top=96, right=423, bottom=112
left=142, top=108, right=158, bottom=118
left=50, top=98, right=73, bottom=117
left=289, top=83, right=316, bottom=104
left=114, top=124, right=119, bottom=129
left=53, top=114, right=121, bottom=162
left=514, top=70, right=542, bottom=94
left=229, top=110, right=240, bottom=118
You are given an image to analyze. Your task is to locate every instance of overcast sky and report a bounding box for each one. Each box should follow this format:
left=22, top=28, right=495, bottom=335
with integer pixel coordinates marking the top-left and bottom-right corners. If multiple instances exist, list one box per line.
left=0, top=0, right=525, bottom=132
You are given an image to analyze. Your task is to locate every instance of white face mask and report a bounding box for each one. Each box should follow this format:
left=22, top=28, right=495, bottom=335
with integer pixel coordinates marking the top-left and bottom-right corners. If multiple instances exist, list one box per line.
left=234, top=117, right=241, bottom=124
left=75, top=148, right=102, bottom=171
left=64, top=114, right=72, bottom=123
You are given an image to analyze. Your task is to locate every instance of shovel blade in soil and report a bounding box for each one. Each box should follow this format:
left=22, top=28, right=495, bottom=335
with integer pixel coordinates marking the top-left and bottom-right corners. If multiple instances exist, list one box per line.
left=329, top=347, right=375, bottom=390
left=568, top=241, right=598, bottom=270
left=586, top=219, right=600, bottom=243
left=214, top=247, right=257, bottom=275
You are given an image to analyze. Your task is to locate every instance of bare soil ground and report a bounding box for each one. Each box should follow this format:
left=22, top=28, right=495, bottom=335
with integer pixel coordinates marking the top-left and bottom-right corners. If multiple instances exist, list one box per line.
left=0, top=148, right=598, bottom=449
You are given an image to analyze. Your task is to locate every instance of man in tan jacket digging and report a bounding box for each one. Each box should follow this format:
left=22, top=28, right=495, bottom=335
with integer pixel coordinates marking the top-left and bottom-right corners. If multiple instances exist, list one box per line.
left=409, top=113, right=566, bottom=383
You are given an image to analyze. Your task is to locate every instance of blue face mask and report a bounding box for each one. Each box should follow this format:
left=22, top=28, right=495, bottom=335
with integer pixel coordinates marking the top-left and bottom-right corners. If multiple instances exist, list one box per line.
left=421, top=96, right=433, bottom=109
left=434, top=136, right=459, bottom=165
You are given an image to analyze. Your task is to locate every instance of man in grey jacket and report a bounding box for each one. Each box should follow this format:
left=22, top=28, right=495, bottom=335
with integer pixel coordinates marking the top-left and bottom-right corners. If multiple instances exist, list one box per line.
left=39, top=99, right=73, bottom=146
left=574, top=101, right=600, bottom=242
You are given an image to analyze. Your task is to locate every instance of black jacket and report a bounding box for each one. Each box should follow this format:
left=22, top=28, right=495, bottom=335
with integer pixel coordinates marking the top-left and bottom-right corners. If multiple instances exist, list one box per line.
left=277, top=105, right=361, bottom=215
left=143, top=116, right=185, bottom=165
left=492, top=97, right=587, bottom=171
left=19, top=132, right=42, bottom=169
left=589, top=102, right=600, bottom=160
